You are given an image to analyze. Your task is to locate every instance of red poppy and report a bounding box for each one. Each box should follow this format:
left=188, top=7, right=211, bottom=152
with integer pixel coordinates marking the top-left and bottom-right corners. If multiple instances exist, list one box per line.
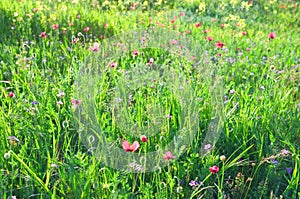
left=122, top=140, right=140, bottom=152
left=209, top=165, right=219, bottom=174
left=84, top=27, right=90, bottom=32
left=215, top=41, right=225, bottom=48
left=8, top=92, right=15, bottom=97
left=140, top=135, right=147, bottom=142
left=52, top=24, right=59, bottom=29
left=269, top=32, right=276, bottom=39
left=207, top=36, right=213, bottom=41
left=195, top=22, right=201, bottom=28
left=39, top=32, right=47, bottom=38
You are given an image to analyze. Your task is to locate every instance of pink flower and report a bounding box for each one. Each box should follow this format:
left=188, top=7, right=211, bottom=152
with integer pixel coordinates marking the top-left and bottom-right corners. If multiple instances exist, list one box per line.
left=39, top=32, right=47, bottom=38
left=242, top=31, right=247, bottom=35
left=220, top=24, right=224, bottom=28
left=77, top=14, right=81, bottom=19
left=104, top=22, right=108, bottom=29
left=8, top=92, right=15, bottom=97
left=84, top=27, right=90, bottom=32
left=203, top=29, right=210, bottom=34
left=52, top=24, right=59, bottom=29
left=195, top=22, right=201, bottom=28
left=180, top=12, right=185, bottom=16
left=109, top=61, right=117, bottom=68
left=140, top=135, right=147, bottom=142
left=170, top=39, right=178, bottom=45
left=33, top=8, right=38, bottom=12
left=100, top=35, right=104, bottom=39
left=164, top=151, right=176, bottom=160
left=122, top=140, right=140, bottom=152
left=269, top=32, right=276, bottom=39
left=89, top=43, right=99, bottom=52
left=186, top=30, right=191, bottom=34
left=207, top=36, right=213, bottom=41
left=71, top=38, right=79, bottom=44
left=71, top=99, right=82, bottom=109
left=209, top=165, right=219, bottom=174
left=132, top=50, right=139, bottom=57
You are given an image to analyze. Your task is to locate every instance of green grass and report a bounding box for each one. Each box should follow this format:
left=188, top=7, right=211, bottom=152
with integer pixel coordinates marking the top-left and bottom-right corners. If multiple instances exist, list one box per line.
left=0, top=0, right=299, bottom=198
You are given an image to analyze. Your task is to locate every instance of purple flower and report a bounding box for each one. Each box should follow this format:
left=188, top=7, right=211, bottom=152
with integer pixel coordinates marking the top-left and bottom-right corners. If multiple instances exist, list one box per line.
left=271, top=159, right=279, bottom=165
left=31, top=101, right=38, bottom=105
left=8, top=136, right=19, bottom=142
left=286, top=167, right=292, bottom=174
left=229, top=89, right=235, bottom=94
left=277, top=70, right=284, bottom=74
left=189, top=180, right=202, bottom=188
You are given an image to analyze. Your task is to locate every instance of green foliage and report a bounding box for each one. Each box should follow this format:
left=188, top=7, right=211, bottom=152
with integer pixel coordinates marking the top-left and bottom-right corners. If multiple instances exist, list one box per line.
left=0, top=0, right=299, bottom=198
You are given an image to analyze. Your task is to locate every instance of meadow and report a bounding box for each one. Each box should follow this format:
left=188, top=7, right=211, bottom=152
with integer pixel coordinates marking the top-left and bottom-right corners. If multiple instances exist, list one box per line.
left=0, top=0, right=299, bottom=198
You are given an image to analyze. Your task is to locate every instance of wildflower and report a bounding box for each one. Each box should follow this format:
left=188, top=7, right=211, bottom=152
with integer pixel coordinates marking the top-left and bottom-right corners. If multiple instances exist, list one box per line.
left=277, top=70, right=284, bottom=74
left=31, top=101, right=38, bottom=105
left=229, top=89, right=235, bottom=94
left=122, top=140, right=140, bottom=152
left=89, top=43, right=99, bottom=52
left=57, top=101, right=63, bottom=106
left=104, top=22, right=108, bottom=28
left=4, top=152, right=11, bottom=159
left=109, top=62, right=117, bottom=68
left=7, top=196, right=17, bottom=199
left=220, top=155, right=226, bottom=161
left=207, top=36, right=213, bottom=41
left=186, top=30, right=191, bottom=34
left=39, top=32, right=47, bottom=38
left=220, top=24, right=224, bottom=28
left=194, top=22, right=201, bottom=28
left=140, top=135, right=147, bottom=142
left=57, top=91, right=65, bottom=98
left=52, top=24, right=59, bottom=29
left=84, top=27, right=90, bottom=32
left=50, top=163, right=57, bottom=168
left=189, top=180, right=201, bottom=188
left=203, top=29, right=210, bottom=34
left=8, top=92, right=15, bottom=97
left=164, top=151, right=176, bottom=160
left=271, top=159, right=279, bottom=165
left=209, top=165, right=219, bottom=174
left=180, top=12, right=185, bottom=17
left=281, top=149, right=290, bottom=155
left=71, top=99, right=82, bottom=109
left=132, top=50, right=139, bottom=57
left=170, top=39, right=178, bottom=45
left=215, top=41, right=226, bottom=48
left=242, top=31, right=247, bottom=35
left=286, top=167, right=292, bottom=174
left=8, top=136, right=19, bottom=145
left=204, top=144, right=212, bottom=150
left=33, top=8, right=38, bottom=12
left=146, top=58, right=154, bottom=66
left=269, top=32, right=276, bottom=39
